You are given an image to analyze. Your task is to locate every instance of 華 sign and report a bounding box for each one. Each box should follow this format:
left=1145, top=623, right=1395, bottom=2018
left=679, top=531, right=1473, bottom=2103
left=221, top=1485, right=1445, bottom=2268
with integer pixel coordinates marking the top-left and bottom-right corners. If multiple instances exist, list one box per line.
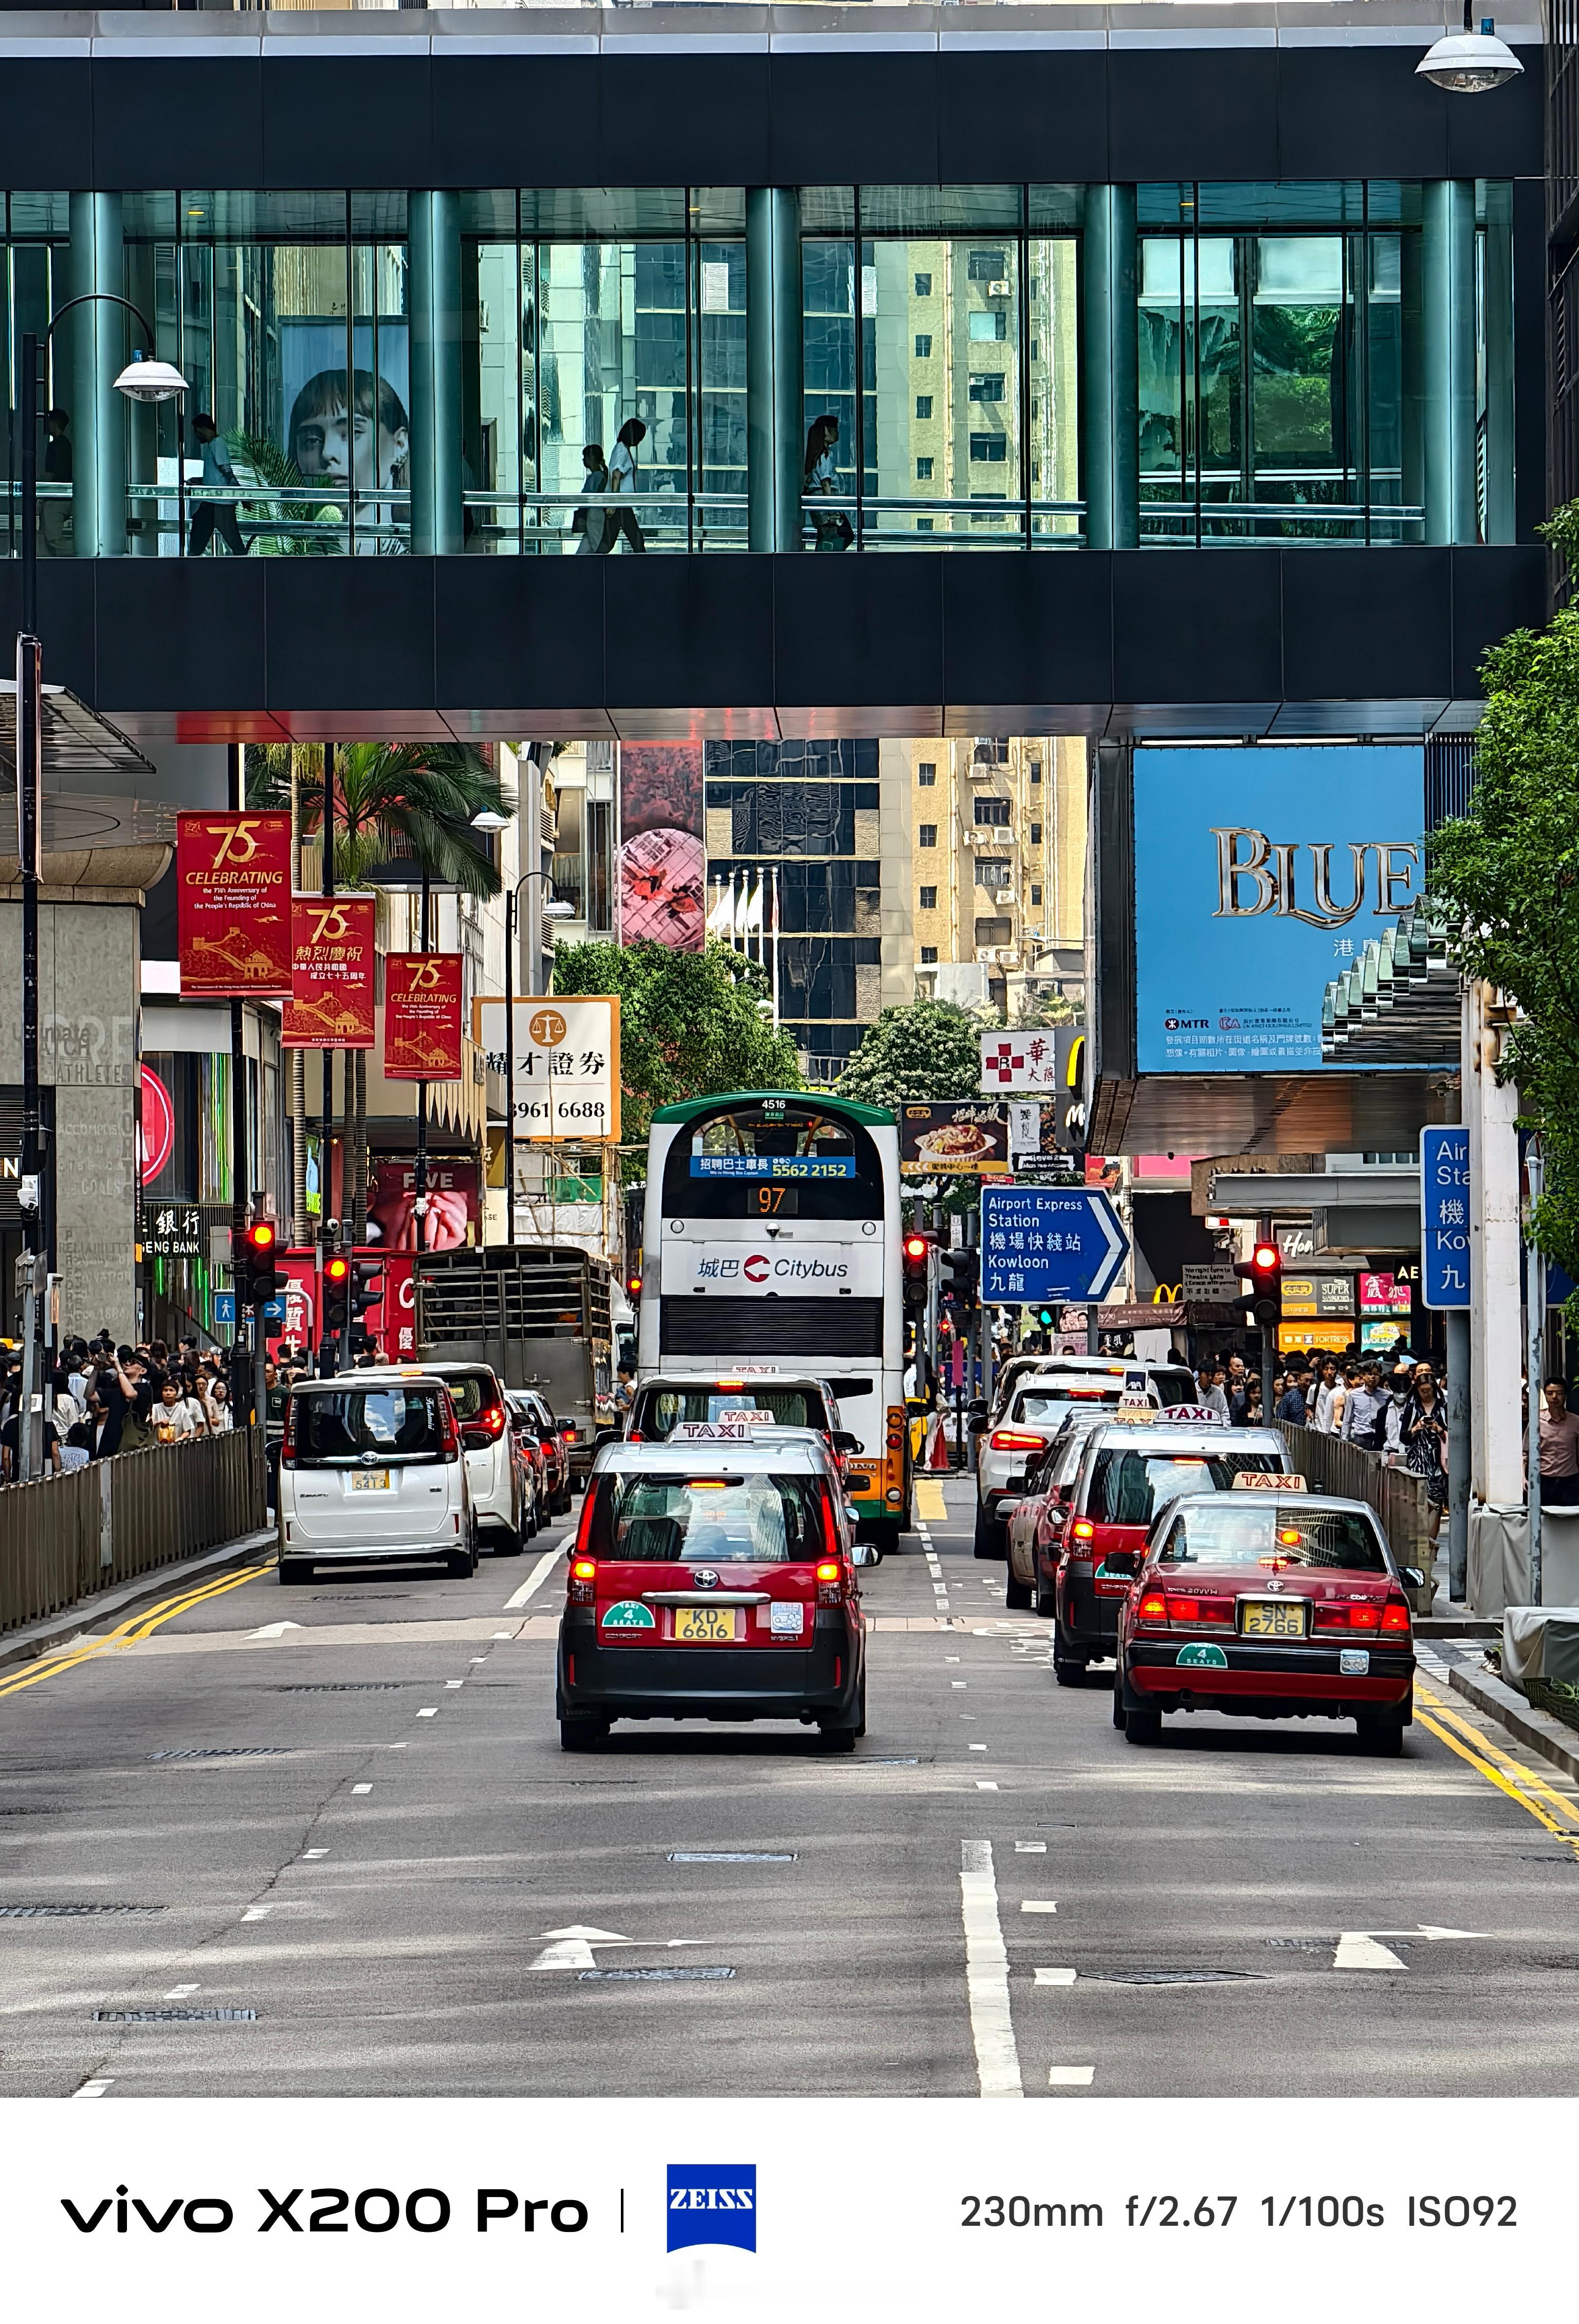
left=980, top=1031, right=1065, bottom=1094
left=897, top=1102, right=1008, bottom=1177
left=176, top=811, right=292, bottom=997
left=384, top=954, right=464, bottom=1082
left=283, top=894, right=376, bottom=1050
left=1132, top=746, right=1428, bottom=1076
left=474, top=996, right=620, bottom=1144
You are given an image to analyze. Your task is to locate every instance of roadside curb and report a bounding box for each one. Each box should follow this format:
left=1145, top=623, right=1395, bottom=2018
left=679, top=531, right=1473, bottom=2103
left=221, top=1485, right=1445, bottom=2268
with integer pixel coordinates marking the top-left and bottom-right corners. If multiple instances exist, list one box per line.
left=0, top=1527, right=279, bottom=1677
left=1445, top=1659, right=1579, bottom=1787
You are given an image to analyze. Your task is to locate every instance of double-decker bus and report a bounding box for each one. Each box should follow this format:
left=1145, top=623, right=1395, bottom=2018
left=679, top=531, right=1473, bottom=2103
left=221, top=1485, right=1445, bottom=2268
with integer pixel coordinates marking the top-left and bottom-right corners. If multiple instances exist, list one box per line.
left=638, top=1090, right=911, bottom=1545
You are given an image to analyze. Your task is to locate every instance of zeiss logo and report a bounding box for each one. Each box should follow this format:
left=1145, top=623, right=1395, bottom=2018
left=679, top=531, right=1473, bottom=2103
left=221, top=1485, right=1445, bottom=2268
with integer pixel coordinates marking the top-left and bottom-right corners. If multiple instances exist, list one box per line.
left=666, top=2166, right=757, bottom=2254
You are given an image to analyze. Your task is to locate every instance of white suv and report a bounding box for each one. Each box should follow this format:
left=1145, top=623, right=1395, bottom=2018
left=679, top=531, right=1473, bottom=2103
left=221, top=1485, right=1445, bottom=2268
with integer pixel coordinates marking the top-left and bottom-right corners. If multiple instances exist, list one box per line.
left=278, top=1374, right=476, bottom=1583
left=348, top=1361, right=527, bottom=1556
left=969, top=1371, right=1160, bottom=1557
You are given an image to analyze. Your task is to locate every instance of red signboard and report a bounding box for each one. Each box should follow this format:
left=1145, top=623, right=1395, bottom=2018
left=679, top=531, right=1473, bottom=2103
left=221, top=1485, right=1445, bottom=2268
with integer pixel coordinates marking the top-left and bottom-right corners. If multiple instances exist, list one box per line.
left=176, top=811, right=292, bottom=996
left=138, top=1064, right=175, bottom=1186
left=384, top=953, right=464, bottom=1081
left=265, top=1249, right=418, bottom=1364
left=1358, top=1269, right=1413, bottom=1316
left=283, top=894, right=376, bottom=1050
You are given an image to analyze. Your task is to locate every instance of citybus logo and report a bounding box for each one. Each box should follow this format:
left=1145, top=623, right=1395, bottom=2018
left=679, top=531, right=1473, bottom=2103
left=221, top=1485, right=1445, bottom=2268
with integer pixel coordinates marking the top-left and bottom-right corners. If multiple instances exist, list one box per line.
left=743, top=1255, right=770, bottom=1283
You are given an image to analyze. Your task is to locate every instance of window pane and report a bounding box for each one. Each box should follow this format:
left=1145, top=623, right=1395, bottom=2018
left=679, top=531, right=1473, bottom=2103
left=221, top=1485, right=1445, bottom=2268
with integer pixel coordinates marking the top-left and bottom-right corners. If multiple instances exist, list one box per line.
left=863, top=237, right=1020, bottom=546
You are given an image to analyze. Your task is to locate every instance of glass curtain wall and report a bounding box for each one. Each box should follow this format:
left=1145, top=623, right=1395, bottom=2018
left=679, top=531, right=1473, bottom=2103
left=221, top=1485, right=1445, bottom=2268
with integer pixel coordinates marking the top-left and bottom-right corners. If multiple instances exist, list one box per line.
left=0, top=197, right=75, bottom=559
left=799, top=187, right=1081, bottom=549
left=467, top=189, right=746, bottom=553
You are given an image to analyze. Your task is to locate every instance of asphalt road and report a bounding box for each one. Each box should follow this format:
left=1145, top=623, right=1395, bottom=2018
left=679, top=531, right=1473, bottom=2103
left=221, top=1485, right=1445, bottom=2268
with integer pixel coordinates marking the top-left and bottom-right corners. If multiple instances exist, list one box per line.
left=2, top=1474, right=1577, bottom=2099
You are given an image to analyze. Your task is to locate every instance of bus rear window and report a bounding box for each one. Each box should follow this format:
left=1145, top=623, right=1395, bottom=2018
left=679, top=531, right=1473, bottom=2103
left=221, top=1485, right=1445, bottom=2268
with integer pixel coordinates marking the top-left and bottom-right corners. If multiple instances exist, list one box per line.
left=637, top=1387, right=830, bottom=1438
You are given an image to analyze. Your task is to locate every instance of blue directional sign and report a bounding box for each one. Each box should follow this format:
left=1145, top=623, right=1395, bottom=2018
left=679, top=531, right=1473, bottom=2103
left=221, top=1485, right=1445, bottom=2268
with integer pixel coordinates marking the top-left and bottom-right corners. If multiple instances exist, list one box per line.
left=1421, top=1125, right=1471, bottom=1310
left=213, top=1291, right=284, bottom=1325
left=980, top=1185, right=1129, bottom=1305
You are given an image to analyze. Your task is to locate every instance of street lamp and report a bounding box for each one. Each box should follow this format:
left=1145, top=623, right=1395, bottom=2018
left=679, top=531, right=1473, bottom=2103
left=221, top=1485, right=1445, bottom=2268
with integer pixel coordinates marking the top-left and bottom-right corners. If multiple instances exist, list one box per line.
left=1417, top=6, right=1523, bottom=89
left=13, top=296, right=187, bottom=1481
left=501, top=869, right=573, bottom=1246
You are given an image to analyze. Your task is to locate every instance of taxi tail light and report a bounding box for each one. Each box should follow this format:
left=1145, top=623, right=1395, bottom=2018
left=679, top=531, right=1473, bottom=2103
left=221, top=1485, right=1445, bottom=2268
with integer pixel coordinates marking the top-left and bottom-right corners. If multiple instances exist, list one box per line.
left=1165, top=1596, right=1201, bottom=1624
left=1071, top=1518, right=1095, bottom=1541
left=1136, top=1591, right=1169, bottom=1625
left=473, top=1402, right=508, bottom=1441
left=815, top=1554, right=847, bottom=1609
left=567, top=1557, right=597, bottom=1608
left=1380, top=1599, right=1411, bottom=1635
left=990, top=1428, right=1048, bottom=1452
left=571, top=1480, right=601, bottom=1563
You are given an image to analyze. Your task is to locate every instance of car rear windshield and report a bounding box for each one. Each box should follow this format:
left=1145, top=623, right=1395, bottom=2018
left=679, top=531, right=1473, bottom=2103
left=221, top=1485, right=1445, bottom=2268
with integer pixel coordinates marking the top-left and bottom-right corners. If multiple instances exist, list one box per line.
left=293, top=1387, right=446, bottom=1465
left=1086, top=1449, right=1284, bottom=1526
left=1157, top=1505, right=1389, bottom=1572
left=637, top=1387, right=831, bottom=1437
left=434, top=1372, right=495, bottom=1421
left=1015, top=1387, right=1127, bottom=1423
left=590, top=1472, right=828, bottom=1563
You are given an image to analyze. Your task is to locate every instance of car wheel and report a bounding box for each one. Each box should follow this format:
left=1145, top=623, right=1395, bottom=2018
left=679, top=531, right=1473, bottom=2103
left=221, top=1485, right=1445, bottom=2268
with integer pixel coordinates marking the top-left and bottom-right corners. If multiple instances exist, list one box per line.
left=1124, top=1704, right=1162, bottom=1746
left=1035, top=1582, right=1057, bottom=1619
left=279, top=1558, right=312, bottom=1586
left=1053, top=1655, right=1086, bottom=1687
left=1004, top=1567, right=1033, bottom=1611
left=499, top=1527, right=526, bottom=1557
left=1356, top=1715, right=1405, bottom=1757
left=820, top=1722, right=857, bottom=1754
left=866, top=1519, right=902, bottom=1554
left=973, top=1504, right=1006, bottom=1561
left=1112, top=1683, right=1127, bottom=1730
left=560, top=1719, right=609, bottom=1751
left=448, top=1547, right=474, bottom=1578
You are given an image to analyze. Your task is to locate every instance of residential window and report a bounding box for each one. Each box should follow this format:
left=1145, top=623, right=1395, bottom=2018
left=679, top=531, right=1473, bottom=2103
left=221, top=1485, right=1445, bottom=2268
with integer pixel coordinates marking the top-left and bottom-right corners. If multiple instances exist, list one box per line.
left=967, top=250, right=1007, bottom=281
left=1030, top=821, right=1043, bottom=845
left=968, top=374, right=1005, bottom=403
left=916, top=518, right=934, bottom=531
left=976, top=859, right=1012, bottom=892
left=917, top=762, right=937, bottom=786
left=920, top=945, right=939, bottom=964
left=914, top=333, right=933, bottom=358
left=918, top=824, right=937, bottom=848
left=1029, top=762, right=1042, bottom=785
left=916, top=457, right=933, bottom=481
left=970, top=433, right=1008, bottom=464
left=919, top=884, right=938, bottom=910
left=915, top=396, right=933, bottom=420
left=968, top=310, right=1007, bottom=342
left=988, top=977, right=1008, bottom=1008
left=974, top=797, right=1011, bottom=826
left=1030, top=884, right=1043, bottom=906
left=914, top=271, right=932, bottom=297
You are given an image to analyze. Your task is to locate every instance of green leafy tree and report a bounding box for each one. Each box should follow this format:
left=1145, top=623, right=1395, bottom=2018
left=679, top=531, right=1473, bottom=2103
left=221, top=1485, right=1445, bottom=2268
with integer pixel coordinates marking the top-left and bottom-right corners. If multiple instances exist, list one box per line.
left=1429, top=499, right=1579, bottom=1309
left=551, top=937, right=803, bottom=1154
left=835, top=999, right=985, bottom=1107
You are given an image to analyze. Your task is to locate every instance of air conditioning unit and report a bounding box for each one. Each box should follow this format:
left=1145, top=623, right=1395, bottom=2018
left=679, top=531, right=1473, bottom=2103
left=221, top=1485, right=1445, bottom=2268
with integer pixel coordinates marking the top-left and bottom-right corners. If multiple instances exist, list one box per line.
left=987, top=280, right=1009, bottom=300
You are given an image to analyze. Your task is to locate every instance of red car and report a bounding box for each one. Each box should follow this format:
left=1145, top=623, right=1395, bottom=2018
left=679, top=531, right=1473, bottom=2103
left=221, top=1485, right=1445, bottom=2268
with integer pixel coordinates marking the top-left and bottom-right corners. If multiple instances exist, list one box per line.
left=1113, top=1487, right=1421, bottom=1754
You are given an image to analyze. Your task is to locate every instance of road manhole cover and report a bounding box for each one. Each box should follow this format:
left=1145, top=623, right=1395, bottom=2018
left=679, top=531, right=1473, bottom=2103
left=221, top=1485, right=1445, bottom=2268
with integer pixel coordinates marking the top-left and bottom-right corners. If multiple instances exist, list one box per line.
left=578, top=1966, right=736, bottom=1982
left=668, top=1853, right=798, bottom=1864
left=0, top=1903, right=166, bottom=1917
left=1087, top=1970, right=1266, bottom=1985
left=93, top=2007, right=255, bottom=2022
left=1264, top=1938, right=1330, bottom=1952
left=149, top=1749, right=292, bottom=1762
left=270, top=1685, right=405, bottom=1694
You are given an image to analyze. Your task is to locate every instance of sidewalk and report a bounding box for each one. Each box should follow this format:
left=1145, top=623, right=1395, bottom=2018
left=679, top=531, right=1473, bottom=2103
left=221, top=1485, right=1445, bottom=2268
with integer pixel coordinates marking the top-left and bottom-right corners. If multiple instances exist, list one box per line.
left=0, top=1526, right=279, bottom=1679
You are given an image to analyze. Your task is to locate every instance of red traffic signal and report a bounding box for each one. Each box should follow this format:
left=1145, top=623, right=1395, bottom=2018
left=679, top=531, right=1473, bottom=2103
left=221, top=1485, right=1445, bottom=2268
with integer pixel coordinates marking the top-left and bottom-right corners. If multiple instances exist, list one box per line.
left=626, top=1272, right=643, bottom=1300
left=902, top=1231, right=933, bottom=1311
left=234, top=1216, right=284, bottom=1306
left=323, top=1252, right=352, bottom=1334
left=1251, top=1242, right=1279, bottom=1274
left=1237, top=1240, right=1282, bottom=1327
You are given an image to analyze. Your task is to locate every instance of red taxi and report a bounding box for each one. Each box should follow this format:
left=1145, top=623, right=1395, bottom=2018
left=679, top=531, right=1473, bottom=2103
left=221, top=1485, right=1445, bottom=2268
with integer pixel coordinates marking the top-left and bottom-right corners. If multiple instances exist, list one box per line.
left=556, top=1432, right=874, bottom=1752
left=1053, top=1422, right=1291, bottom=1685
left=1113, top=1485, right=1421, bottom=1752
left=1004, top=1415, right=1110, bottom=1615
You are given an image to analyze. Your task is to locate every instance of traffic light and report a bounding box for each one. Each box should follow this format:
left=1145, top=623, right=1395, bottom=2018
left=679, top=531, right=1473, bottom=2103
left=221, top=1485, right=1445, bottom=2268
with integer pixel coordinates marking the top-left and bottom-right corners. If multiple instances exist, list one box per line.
left=626, top=1269, right=643, bottom=1302
left=323, top=1252, right=352, bottom=1336
left=902, top=1231, right=932, bottom=1313
left=348, top=1259, right=383, bottom=1352
left=233, top=1218, right=284, bottom=1308
left=1237, top=1240, right=1283, bottom=1327
left=941, top=1248, right=979, bottom=1314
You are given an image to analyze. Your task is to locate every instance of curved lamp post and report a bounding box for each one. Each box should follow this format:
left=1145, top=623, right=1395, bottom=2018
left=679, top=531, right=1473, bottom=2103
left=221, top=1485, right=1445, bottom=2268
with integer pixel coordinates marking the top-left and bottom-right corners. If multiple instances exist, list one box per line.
left=13, top=295, right=186, bottom=1480
left=1417, top=6, right=1523, bottom=90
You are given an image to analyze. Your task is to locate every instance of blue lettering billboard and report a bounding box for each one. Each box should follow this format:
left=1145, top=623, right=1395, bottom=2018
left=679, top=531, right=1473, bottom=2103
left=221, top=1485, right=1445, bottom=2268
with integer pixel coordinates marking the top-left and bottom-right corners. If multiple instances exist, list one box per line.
left=1133, top=746, right=1427, bottom=1075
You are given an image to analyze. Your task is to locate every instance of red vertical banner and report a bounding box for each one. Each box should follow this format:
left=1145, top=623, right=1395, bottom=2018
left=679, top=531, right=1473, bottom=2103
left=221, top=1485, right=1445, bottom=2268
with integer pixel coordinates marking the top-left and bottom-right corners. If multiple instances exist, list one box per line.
left=176, top=811, right=293, bottom=995
left=283, top=894, right=377, bottom=1049
left=383, top=953, right=464, bottom=1081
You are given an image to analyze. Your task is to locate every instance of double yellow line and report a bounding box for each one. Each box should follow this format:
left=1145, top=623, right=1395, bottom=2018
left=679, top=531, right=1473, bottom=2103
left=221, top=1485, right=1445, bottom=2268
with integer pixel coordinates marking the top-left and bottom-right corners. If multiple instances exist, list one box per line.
left=1414, top=1678, right=1579, bottom=1854
left=0, top=1559, right=275, bottom=1704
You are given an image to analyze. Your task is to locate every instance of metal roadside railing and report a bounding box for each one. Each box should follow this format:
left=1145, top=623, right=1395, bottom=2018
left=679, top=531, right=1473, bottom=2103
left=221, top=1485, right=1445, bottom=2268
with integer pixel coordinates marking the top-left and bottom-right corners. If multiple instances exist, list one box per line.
left=1280, top=1422, right=1436, bottom=1610
left=0, top=1427, right=268, bottom=1640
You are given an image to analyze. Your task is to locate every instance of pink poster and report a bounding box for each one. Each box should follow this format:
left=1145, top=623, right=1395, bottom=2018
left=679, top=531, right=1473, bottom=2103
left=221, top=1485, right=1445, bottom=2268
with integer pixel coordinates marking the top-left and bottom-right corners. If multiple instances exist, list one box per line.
left=617, top=743, right=704, bottom=950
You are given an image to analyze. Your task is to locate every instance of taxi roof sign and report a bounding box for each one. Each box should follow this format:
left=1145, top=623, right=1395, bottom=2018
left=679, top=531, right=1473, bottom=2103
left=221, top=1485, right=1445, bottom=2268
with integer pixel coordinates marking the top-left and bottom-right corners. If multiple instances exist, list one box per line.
left=1158, top=1403, right=1225, bottom=1425
left=1232, top=1472, right=1308, bottom=1491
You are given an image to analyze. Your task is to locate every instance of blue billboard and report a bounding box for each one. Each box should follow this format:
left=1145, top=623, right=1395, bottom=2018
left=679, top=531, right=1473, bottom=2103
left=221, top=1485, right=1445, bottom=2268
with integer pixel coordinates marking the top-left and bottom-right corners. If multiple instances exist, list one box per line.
left=1133, top=745, right=1427, bottom=1075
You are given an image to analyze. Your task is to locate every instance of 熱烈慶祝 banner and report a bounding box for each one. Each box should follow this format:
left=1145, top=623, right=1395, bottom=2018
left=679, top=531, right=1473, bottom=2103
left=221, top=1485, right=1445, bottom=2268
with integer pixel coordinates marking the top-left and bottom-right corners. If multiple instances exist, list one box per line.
left=176, top=811, right=292, bottom=997
left=383, top=953, right=464, bottom=1081
left=1132, top=746, right=1427, bottom=1075
left=283, top=894, right=376, bottom=1050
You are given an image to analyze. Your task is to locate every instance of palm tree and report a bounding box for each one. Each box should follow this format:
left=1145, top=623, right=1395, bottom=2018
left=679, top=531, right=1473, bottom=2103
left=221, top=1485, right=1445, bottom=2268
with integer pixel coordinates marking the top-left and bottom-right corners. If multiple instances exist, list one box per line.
left=247, top=741, right=512, bottom=1246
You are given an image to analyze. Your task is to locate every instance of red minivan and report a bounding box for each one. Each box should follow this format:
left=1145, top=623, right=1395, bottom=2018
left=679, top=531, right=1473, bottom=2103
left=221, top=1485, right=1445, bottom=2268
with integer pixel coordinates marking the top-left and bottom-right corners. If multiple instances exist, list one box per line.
left=556, top=1435, right=872, bottom=1752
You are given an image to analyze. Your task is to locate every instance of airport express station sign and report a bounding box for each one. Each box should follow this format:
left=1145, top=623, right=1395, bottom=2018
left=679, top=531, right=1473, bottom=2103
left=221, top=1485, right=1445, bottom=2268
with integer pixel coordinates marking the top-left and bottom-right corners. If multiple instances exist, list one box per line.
left=980, top=1185, right=1128, bottom=1305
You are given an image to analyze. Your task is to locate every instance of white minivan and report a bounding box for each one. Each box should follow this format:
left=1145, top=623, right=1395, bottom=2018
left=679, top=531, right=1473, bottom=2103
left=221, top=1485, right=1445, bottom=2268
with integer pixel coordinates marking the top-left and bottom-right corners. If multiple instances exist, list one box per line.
left=277, top=1374, right=478, bottom=1584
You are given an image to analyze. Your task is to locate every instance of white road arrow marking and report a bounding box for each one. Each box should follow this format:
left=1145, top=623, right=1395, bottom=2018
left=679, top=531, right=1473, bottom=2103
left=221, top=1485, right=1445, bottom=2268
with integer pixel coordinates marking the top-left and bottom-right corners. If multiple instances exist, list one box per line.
left=1084, top=1193, right=1129, bottom=1301
left=528, top=1923, right=633, bottom=1971
left=1333, top=1925, right=1486, bottom=1970
left=246, top=1621, right=302, bottom=1640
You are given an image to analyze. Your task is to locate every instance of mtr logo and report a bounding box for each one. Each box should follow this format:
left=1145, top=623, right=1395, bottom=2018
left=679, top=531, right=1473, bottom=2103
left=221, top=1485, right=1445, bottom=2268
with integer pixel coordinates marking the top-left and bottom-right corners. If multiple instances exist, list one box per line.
left=666, top=2166, right=757, bottom=2254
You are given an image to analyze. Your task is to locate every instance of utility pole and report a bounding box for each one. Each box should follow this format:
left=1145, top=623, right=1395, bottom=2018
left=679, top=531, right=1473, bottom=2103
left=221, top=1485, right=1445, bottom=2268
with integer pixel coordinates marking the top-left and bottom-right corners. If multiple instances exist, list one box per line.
left=227, top=742, right=254, bottom=1425
left=1527, top=1137, right=1545, bottom=1606
left=318, top=743, right=337, bottom=1379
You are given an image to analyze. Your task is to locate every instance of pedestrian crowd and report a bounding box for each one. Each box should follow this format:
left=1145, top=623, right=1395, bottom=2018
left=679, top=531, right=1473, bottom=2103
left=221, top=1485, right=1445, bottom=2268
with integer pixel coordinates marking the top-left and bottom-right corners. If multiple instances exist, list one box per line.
left=0, top=1332, right=238, bottom=1484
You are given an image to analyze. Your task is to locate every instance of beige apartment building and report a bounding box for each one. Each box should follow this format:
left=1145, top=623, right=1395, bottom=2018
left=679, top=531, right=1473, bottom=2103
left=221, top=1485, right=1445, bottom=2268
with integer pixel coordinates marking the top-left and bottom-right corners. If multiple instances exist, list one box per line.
left=902, top=736, right=1086, bottom=1019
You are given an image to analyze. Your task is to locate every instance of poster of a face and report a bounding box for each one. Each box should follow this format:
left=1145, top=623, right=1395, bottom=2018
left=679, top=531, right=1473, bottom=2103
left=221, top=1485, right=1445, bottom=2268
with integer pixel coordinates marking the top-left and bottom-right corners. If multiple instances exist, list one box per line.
left=280, top=324, right=411, bottom=493
left=617, top=743, right=704, bottom=951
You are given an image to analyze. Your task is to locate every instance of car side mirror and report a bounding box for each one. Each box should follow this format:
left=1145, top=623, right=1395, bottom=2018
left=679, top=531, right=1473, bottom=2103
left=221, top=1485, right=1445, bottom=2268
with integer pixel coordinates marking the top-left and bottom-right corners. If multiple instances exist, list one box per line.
left=832, top=1430, right=861, bottom=1455
left=967, top=1399, right=988, bottom=1421
left=1401, top=1566, right=1426, bottom=1590
left=852, top=1541, right=882, bottom=1568
left=594, top=1426, right=622, bottom=1449
left=967, top=1413, right=989, bottom=1436
left=460, top=1423, right=491, bottom=1451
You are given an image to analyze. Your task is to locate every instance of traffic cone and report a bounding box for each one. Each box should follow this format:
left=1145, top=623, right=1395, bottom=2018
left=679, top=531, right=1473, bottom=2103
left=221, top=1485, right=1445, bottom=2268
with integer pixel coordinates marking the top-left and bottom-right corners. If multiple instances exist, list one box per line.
left=928, top=1412, right=951, bottom=1471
